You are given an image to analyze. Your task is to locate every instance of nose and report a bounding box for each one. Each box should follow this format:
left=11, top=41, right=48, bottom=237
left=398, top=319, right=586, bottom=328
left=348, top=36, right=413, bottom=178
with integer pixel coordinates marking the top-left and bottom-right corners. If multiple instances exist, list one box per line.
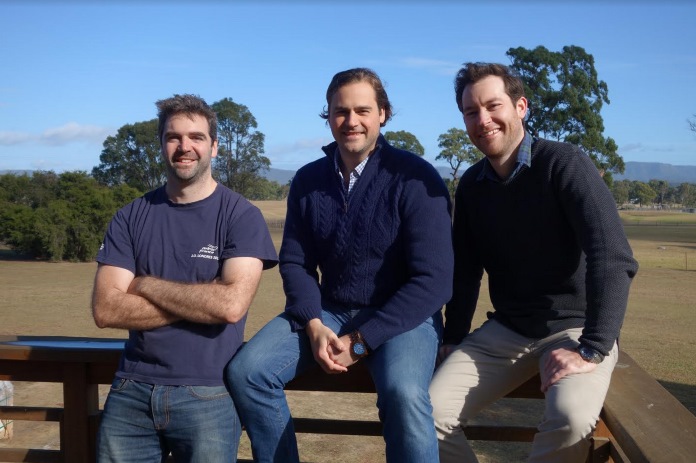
left=178, top=136, right=192, bottom=152
left=476, top=110, right=491, bottom=127
left=344, top=110, right=359, bottom=127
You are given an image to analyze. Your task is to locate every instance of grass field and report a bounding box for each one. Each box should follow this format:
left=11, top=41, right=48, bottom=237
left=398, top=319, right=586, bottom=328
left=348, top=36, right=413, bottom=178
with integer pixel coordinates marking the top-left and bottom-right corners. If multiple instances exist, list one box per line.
left=1, top=207, right=694, bottom=462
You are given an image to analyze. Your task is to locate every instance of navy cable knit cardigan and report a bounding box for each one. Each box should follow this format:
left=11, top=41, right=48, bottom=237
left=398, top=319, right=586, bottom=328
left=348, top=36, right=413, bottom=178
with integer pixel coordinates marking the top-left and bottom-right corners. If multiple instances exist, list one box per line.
left=280, top=136, right=454, bottom=349
left=444, top=137, right=638, bottom=355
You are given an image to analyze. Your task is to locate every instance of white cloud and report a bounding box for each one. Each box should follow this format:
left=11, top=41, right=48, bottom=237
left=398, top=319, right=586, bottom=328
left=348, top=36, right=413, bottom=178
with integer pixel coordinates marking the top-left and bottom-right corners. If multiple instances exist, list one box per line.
left=0, top=131, right=32, bottom=145
left=40, top=123, right=112, bottom=146
left=0, top=123, right=113, bottom=147
left=619, top=143, right=644, bottom=153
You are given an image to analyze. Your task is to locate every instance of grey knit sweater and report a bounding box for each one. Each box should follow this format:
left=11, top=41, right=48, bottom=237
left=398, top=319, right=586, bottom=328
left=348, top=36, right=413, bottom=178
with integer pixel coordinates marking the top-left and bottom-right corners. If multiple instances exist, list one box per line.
left=444, top=137, right=638, bottom=355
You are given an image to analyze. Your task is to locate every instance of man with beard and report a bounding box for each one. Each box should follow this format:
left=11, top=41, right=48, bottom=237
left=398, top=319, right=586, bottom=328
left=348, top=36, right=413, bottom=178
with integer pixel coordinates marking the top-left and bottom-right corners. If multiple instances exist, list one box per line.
left=92, top=94, right=278, bottom=462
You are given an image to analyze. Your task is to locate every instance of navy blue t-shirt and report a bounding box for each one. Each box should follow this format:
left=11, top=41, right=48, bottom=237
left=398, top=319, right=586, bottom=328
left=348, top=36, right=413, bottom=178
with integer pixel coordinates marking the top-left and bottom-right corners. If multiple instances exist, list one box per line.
left=97, top=184, right=278, bottom=386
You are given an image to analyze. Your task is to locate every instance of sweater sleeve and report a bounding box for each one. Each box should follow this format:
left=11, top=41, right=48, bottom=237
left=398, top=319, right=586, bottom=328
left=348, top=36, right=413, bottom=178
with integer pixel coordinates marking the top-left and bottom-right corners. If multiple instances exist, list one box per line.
left=554, top=147, right=638, bottom=355
left=442, top=174, right=484, bottom=345
left=357, top=162, right=454, bottom=349
left=279, top=174, right=323, bottom=329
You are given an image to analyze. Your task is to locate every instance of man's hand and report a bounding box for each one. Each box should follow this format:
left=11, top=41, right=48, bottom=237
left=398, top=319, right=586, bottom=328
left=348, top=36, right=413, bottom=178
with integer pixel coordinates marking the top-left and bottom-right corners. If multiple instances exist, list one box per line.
left=540, top=347, right=598, bottom=393
left=329, top=334, right=360, bottom=369
left=305, top=319, right=348, bottom=374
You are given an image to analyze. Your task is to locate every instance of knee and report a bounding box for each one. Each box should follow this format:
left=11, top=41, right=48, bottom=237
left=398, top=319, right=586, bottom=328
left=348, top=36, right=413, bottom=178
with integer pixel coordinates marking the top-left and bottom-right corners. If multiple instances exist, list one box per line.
left=378, top=382, right=431, bottom=418
left=541, top=405, right=598, bottom=442
left=225, top=346, right=275, bottom=396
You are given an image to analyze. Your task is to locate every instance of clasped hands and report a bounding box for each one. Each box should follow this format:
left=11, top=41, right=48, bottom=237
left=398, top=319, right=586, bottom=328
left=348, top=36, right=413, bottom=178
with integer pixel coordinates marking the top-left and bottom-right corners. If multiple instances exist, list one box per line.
left=305, top=319, right=359, bottom=374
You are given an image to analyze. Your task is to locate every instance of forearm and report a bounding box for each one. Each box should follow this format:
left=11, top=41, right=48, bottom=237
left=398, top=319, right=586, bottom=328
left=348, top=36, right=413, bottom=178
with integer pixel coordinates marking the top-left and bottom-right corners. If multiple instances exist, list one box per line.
left=130, top=275, right=256, bottom=325
left=92, top=286, right=179, bottom=330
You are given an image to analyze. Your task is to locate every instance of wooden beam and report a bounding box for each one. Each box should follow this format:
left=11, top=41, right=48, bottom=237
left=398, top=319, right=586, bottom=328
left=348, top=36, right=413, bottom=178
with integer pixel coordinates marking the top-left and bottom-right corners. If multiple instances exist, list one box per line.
left=602, top=351, right=696, bottom=463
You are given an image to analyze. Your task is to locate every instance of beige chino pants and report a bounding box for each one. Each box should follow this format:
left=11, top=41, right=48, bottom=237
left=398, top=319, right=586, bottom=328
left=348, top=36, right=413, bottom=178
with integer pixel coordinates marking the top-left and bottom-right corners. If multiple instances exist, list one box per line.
left=429, top=319, right=617, bottom=463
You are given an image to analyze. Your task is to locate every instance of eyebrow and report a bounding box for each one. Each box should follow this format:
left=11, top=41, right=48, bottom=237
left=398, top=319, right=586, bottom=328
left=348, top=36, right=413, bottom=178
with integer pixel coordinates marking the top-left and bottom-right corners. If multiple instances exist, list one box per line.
left=333, top=104, right=373, bottom=112
left=164, top=130, right=208, bottom=138
left=463, top=97, right=504, bottom=111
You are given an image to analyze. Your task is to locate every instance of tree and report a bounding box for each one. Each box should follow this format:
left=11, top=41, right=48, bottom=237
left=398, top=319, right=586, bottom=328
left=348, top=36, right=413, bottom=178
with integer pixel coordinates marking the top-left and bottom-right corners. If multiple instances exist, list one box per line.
left=211, top=98, right=270, bottom=198
left=611, top=179, right=631, bottom=206
left=630, top=181, right=657, bottom=208
left=507, top=45, right=624, bottom=184
left=648, top=179, right=670, bottom=207
left=436, top=128, right=484, bottom=195
left=92, top=119, right=164, bottom=192
left=384, top=130, right=425, bottom=156
left=676, top=183, right=696, bottom=207
left=689, top=114, right=696, bottom=133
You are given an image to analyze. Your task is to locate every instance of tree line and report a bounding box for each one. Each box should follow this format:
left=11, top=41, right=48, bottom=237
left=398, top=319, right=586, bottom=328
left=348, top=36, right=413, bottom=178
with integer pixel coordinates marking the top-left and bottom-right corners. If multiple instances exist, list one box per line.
left=5, top=44, right=691, bottom=261
left=611, top=179, right=696, bottom=209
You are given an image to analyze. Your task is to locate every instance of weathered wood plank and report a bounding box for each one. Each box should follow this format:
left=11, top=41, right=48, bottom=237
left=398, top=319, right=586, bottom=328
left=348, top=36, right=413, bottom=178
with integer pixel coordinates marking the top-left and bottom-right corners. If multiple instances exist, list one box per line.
left=602, top=351, right=696, bottom=463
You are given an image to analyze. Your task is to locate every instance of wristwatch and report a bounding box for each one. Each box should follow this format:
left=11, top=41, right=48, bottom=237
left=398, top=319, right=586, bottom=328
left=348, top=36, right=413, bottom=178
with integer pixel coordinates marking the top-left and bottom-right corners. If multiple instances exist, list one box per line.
left=350, top=331, right=368, bottom=359
left=576, top=344, right=604, bottom=364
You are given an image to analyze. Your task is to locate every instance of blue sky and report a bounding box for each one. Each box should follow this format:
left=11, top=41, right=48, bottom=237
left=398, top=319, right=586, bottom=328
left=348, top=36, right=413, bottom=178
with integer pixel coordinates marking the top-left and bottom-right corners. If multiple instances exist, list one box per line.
left=2, top=1, right=696, bottom=174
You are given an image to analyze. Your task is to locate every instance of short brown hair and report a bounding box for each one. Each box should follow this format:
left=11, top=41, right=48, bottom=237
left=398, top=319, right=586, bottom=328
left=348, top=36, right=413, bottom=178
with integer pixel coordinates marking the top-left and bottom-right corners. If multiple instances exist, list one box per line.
left=454, top=62, right=525, bottom=113
left=156, top=94, right=217, bottom=144
left=319, top=68, right=393, bottom=127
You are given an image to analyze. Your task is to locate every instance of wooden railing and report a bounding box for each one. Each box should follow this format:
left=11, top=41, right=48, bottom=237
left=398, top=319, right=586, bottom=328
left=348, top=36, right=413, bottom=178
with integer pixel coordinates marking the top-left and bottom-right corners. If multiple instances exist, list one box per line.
left=1, top=335, right=696, bottom=463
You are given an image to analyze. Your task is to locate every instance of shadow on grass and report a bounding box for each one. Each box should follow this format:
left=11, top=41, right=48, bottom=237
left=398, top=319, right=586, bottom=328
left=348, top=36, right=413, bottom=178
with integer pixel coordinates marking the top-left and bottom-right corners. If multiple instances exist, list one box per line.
left=659, top=380, right=696, bottom=416
left=0, top=247, right=39, bottom=262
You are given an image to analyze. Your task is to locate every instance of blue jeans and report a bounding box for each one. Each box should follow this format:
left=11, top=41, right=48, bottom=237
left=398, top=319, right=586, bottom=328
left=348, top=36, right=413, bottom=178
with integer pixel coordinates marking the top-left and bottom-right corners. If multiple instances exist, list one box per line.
left=226, top=308, right=442, bottom=463
left=97, top=379, right=241, bottom=463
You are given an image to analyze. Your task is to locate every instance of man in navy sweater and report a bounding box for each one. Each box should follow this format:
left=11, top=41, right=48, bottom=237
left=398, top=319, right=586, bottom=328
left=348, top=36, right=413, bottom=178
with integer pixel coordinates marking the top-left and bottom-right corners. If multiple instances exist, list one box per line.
left=228, top=68, right=453, bottom=462
left=430, top=63, right=639, bottom=462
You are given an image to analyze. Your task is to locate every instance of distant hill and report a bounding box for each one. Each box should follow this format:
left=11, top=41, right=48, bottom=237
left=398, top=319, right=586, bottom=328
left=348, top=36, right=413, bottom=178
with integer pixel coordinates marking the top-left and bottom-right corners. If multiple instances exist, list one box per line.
left=264, top=162, right=696, bottom=185
left=262, top=168, right=295, bottom=185
left=614, top=162, right=696, bottom=184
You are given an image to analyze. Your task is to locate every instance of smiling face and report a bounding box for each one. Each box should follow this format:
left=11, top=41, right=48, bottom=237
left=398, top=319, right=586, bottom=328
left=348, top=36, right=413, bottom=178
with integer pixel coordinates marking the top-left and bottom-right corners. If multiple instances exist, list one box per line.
left=461, top=75, right=528, bottom=163
left=161, top=113, right=218, bottom=185
left=329, top=81, right=386, bottom=166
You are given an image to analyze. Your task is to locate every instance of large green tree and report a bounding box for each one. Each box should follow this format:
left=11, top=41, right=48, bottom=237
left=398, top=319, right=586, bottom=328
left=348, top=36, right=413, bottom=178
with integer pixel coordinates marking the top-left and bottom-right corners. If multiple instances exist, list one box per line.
left=507, top=45, right=624, bottom=184
left=92, top=119, right=164, bottom=192
left=384, top=130, right=425, bottom=156
left=436, top=127, right=484, bottom=195
left=211, top=98, right=270, bottom=198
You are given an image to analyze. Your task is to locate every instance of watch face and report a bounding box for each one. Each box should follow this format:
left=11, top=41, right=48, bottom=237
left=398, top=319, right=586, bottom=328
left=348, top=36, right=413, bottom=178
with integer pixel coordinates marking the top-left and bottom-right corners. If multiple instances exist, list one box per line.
left=578, top=346, right=600, bottom=363
left=352, top=342, right=366, bottom=356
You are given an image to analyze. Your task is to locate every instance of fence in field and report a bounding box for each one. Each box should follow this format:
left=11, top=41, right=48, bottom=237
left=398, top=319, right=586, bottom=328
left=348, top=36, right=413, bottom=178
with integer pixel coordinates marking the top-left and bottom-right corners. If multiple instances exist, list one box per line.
left=1, top=336, right=696, bottom=462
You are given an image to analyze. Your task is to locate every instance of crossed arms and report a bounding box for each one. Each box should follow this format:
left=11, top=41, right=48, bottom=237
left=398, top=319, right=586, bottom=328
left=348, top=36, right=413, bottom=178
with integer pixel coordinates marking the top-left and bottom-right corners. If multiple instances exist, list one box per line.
left=92, top=256, right=264, bottom=330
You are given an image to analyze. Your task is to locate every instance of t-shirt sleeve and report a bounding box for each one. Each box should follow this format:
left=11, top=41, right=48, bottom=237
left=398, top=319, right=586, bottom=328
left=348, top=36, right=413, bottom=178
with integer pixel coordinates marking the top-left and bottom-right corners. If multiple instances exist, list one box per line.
left=221, top=202, right=278, bottom=269
left=96, top=207, right=136, bottom=273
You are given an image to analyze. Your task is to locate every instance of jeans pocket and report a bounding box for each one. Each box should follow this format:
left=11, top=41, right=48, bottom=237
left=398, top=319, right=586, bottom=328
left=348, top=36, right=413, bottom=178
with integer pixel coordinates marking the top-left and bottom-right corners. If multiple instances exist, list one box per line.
left=109, top=377, right=129, bottom=392
left=186, top=385, right=230, bottom=400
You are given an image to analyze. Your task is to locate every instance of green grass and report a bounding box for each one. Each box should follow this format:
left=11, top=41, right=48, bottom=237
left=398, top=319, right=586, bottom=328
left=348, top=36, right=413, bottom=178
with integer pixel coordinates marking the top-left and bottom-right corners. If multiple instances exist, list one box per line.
left=620, top=210, right=696, bottom=225
left=1, top=204, right=694, bottom=462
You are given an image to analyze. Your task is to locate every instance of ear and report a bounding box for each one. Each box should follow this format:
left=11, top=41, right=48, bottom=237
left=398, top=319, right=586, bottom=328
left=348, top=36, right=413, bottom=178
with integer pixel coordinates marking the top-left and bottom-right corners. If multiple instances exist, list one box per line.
left=379, top=107, right=386, bottom=125
left=211, top=139, right=218, bottom=159
left=516, top=96, right=528, bottom=119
